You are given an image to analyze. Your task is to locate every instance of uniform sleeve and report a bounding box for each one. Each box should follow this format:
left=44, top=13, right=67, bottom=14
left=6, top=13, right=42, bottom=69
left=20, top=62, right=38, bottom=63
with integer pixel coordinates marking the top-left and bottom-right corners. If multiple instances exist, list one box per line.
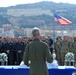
left=23, top=44, right=29, bottom=66
left=45, top=44, right=53, bottom=63
left=54, top=42, right=56, bottom=50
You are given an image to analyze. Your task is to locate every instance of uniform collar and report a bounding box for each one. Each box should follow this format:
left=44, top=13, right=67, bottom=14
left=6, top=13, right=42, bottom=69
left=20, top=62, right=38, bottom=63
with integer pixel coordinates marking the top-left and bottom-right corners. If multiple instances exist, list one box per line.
left=33, top=38, right=40, bottom=41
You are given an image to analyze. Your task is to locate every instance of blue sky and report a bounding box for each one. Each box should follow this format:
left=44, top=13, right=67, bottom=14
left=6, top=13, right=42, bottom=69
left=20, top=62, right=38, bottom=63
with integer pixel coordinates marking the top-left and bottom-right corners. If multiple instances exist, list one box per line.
left=0, top=0, right=76, bottom=7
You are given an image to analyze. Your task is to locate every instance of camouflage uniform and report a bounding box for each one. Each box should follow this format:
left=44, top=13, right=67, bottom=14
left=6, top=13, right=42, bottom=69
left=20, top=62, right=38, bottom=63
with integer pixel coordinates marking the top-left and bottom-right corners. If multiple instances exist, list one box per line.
left=61, top=40, right=70, bottom=65
left=54, top=41, right=61, bottom=65
left=71, top=42, right=76, bottom=63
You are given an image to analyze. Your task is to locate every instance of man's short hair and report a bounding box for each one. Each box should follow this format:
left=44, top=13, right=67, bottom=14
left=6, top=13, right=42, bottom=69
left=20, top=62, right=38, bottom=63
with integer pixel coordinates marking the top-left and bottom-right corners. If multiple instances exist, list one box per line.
left=32, top=27, right=40, bottom=37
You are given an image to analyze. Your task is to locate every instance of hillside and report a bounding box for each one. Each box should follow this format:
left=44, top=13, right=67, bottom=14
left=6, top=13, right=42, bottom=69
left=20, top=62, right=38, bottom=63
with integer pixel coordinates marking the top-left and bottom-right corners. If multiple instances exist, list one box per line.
left=7, top=1, right=76, bottom=10
left=0, top=1, right=76, bottom=28
left=0, top=1, right=76, bottom=13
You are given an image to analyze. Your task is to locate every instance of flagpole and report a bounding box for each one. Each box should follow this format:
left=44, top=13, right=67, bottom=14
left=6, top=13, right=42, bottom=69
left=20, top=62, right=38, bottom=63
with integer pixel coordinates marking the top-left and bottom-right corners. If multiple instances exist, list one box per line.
left=52, top=10, right=55, bottom=41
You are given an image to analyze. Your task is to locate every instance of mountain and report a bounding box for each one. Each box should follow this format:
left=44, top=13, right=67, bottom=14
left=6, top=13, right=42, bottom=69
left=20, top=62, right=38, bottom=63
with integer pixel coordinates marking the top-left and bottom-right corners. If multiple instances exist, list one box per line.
left=7, top=1, right=76, bottom=10
left=0, top=1, right=76, bottom=12
left=0, top=1, right=76, bottom=28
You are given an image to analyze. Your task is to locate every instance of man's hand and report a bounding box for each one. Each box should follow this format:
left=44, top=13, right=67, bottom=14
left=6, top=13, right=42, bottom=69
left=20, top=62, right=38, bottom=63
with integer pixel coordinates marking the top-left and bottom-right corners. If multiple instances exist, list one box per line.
left=7, top=50, right=9, bottom=53
left=18, top=50, right=21, bottom=53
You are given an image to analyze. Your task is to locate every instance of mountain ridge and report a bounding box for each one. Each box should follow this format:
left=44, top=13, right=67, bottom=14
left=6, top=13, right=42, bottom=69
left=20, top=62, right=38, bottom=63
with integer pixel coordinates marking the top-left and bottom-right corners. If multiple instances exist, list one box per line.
left=0, top=1, right=76, bottom=10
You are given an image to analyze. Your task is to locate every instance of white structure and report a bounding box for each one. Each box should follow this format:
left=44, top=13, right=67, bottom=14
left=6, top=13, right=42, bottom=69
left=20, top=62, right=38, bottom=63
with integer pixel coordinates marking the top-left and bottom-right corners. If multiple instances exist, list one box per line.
left=24, top=28, right=32, bottom=37
left=0, top=28, right=4, bottom=37
left=7, top=9, right=53, bottom=17
left=1, top=24, right=15, bottom=38
left=3, top=30, right=14, bottom=38
left=24, top=28, right=50, bottom=37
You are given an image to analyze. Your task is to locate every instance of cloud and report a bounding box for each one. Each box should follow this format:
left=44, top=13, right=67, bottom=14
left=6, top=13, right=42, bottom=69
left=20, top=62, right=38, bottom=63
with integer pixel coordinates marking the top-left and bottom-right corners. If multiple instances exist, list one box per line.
left=0, top=0, right=76, bottom=7
left=0, top=0, right=43, bottom=7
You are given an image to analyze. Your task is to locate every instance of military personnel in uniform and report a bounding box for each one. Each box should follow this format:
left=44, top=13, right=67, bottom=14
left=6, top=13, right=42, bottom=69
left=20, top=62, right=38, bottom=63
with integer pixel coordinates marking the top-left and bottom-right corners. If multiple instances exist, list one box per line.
left=41, top=35, right=48, bottom=44
left=0, top=37, right=3, bottom=53
left=7, top=38, right=14, bottom=65
left=2, top=38, right=8, bottom=53
left=15, top=37, right=25, bottom=65
left=68, top=37, right=74, bottom=52
left=47, top=35, right=53, bottom=54
left=71, top=37, right=76, bottom=64
left=23, top=27, right=53, bottom=75
left=61, top=36, right=70, bottom=65
left=54, top=36, right=62, bottom=65
left=2, top=38, right=9, bottom=65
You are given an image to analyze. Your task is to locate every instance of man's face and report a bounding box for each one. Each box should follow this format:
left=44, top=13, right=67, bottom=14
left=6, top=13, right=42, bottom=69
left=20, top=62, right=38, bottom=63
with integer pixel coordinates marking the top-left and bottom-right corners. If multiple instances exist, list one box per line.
left=63, top=36, right=68, bottom=41
left=48, top=36, right=51, bottom=39
left=8, top=38, right=11, bottom=42
left=18, top=38, right=22, bottom=42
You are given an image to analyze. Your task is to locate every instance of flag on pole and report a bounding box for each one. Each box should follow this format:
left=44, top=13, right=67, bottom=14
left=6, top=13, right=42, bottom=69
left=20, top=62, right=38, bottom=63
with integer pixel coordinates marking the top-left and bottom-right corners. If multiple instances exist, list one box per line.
left=54, top=14, right=72, bottom=25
